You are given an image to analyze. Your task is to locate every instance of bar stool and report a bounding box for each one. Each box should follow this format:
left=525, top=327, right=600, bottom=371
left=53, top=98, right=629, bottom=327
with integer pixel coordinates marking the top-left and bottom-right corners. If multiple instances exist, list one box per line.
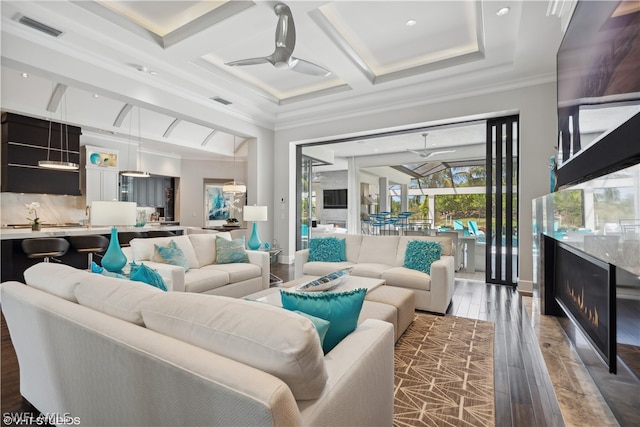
left=69, top=235, right=109, bottom=268
left=118, top=231, right=144, bottom=247
left=21, top=238, right=69, bottom=263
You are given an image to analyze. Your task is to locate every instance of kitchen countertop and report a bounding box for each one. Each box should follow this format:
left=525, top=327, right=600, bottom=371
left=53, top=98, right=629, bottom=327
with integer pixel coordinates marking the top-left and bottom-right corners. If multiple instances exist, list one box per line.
left=0, top=224, right=185, bottom=240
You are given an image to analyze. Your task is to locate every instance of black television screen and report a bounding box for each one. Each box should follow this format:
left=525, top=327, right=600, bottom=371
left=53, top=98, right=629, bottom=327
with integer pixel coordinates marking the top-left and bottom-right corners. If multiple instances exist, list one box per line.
left=323, top=189, right=347, bottom=209
left=556, top=0, right=640, bottom=186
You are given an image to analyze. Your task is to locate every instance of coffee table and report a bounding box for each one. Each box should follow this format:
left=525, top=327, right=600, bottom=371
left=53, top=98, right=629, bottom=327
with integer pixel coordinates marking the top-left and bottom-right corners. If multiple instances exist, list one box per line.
left=245, top=275, right=415, bottom=341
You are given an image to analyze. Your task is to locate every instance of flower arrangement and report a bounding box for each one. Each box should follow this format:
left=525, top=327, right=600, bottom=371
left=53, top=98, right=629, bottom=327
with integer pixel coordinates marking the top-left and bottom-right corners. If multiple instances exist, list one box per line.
left=25, top=202, right=40, bottom=225
left=223, top=196, right=243, bottom=225
left=26, top=202, right=41, bottom=230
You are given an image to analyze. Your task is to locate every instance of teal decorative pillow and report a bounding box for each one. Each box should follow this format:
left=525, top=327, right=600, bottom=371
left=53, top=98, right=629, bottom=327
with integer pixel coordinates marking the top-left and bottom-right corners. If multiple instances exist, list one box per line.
left=215, top=235, right=249, bottom=264
left=293, top=310, right=330, bottom=346
left=153, top=240, right=190, bottom=271
left=280, top=288, right=367, bottom=353
left=403, top=240, right=442, bottom=274
left=308, top=237, right=346, bottom=262
left=130, top=263, right=168, bottom=291
left=91, top=261, right=127, bottom=279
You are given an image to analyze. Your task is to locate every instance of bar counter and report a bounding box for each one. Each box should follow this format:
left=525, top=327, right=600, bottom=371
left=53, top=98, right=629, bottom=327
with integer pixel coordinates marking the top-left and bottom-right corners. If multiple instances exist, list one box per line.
left=0, top=224, right=185, bottom=240
left=0, top=225, right=185, bottom=282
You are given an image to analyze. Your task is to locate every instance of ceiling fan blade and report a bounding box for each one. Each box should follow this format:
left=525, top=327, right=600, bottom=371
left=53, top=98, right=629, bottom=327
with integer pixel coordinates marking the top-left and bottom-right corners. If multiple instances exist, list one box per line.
left=425, top=149, right=456, bottom=158
left=225, top=57, right=273, bottom=67
left=407, top=149, right=425, bottom=156
left=274, top=3, right=295, bottom=52
left=431, top=150, right=456, bottom=156
left=289, top=58, right=331, bottom=76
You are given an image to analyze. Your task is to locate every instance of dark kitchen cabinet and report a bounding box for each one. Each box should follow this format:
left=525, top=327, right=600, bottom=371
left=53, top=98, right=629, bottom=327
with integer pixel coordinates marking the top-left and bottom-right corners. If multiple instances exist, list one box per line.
left=1, top=112, right=81, bottom=195
left=120, top=175, right=175, bottom=218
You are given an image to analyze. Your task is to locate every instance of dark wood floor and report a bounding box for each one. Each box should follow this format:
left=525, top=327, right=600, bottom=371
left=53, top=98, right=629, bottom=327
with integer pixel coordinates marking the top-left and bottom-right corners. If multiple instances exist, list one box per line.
left=1, top=264, right=564, bottom=426
left=272, top=263, right=565, bottom=427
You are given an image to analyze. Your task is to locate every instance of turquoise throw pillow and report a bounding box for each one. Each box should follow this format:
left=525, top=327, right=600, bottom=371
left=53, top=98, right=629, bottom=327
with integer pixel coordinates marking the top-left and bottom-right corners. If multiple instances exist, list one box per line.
left=403, top=240, right=442, bottom=274
left=293, top=310, right=330, bottom=346
left=153, top=240, right=189, bottom=271
left=280, top=288, right=367, bottom=353
left=215, top=236, right=249, bottom=264
left=308, top=237, right=346, bottom=262
left=91, top=261, right=127, bottom=279
left=130, top=263, right=168, bottom=291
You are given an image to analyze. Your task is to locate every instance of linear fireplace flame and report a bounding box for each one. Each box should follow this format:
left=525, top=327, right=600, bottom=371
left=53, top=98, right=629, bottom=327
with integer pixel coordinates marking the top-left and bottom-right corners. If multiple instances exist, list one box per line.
left=566, top=280, right=599, bottom=329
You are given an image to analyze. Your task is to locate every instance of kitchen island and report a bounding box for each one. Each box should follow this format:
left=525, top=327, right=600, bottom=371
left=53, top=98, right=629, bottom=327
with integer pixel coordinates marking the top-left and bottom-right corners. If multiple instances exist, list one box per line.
left=1, top=224, right=185, bottom=282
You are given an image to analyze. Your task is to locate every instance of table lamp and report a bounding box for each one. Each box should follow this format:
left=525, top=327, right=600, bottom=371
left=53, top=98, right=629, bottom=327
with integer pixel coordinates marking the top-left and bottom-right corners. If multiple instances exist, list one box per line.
left=91, top=201, right=137, bottom=273
left=243, top=205, right=268, bottom=250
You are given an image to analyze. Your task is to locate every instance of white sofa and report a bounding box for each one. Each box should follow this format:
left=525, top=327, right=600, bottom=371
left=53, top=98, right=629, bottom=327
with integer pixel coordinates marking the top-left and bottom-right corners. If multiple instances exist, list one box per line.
left=295, top=234, right=455, bottom=314
left=126, top=232, right=270, bottom=297
left=1, top=263, right=394, bottom=427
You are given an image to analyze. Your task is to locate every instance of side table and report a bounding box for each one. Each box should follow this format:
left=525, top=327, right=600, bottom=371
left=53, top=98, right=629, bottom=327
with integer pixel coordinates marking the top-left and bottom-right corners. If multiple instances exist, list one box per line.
left=267, top=248, right=283, bottom=286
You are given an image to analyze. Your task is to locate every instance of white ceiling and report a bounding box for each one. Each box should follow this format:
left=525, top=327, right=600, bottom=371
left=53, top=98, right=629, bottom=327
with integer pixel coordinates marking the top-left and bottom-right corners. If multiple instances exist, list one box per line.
left=0, top=0, right=569, bottom=163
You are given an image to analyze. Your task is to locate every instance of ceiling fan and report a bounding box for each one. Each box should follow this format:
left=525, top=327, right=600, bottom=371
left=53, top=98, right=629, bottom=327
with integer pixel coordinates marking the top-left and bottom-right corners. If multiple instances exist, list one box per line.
left=407, top=133, right=456, bottom=159
left=225, top=3, right=331, bottom=77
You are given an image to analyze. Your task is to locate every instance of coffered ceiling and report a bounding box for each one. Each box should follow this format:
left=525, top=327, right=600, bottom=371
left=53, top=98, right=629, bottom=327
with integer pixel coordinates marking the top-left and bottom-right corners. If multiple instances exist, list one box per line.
left=0, top=0, right=567, bottom=161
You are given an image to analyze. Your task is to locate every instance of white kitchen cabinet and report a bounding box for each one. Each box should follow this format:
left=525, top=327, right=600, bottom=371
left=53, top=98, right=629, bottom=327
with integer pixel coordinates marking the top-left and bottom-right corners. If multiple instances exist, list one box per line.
left=82, top=146, right=119, bottom=205
left=85, top=168, right=119, bottom=204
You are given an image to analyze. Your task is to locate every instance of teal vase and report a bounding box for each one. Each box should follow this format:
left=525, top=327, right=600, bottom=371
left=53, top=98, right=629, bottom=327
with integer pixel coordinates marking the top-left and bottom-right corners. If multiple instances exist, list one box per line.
left=247, top=222, right=262, bottom=250
left=101, top=227, right=127, bottom=273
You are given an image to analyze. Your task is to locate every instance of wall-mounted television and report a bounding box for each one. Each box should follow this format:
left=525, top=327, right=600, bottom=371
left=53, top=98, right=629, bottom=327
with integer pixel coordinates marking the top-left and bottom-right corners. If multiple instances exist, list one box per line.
left=556, top=0, right=640, bottom=187
left=323, top=189, right=347, bottom=209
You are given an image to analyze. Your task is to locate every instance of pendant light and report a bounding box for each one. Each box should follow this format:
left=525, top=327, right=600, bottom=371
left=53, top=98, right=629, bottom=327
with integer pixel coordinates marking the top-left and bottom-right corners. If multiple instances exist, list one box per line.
left=223, top=136, right=246, bottom=193
left=38, top=83, right=79, bottom=170
left=120, top=106, right=150, bottom=178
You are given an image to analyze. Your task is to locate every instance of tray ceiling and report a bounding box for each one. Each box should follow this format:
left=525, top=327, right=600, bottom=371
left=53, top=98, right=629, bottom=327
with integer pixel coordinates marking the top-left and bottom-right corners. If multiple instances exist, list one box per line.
left=1, top=0, right=566, bottom=160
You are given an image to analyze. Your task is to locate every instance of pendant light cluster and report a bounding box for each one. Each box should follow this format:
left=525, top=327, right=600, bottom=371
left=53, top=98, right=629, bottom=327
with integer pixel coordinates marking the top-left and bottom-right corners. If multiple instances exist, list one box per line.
left=120, top=106, right=149, bottom=178
left=39, top=82, right=79, bottom=171
left=222, top=136, right=246, bottom=194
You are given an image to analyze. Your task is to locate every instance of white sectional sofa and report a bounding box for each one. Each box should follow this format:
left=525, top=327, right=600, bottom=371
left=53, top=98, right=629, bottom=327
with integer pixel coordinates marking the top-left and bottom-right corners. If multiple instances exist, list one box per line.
left=295, top=233, right=455, bottom=314
left=1, top=263, right=394, bottom=426
left=125, top=232, right=270, bottom=297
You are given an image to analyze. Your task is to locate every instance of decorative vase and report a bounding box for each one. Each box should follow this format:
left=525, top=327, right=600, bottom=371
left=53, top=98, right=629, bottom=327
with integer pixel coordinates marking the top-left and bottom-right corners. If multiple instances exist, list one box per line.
left=135, top=210, right=147, bottom=227
left=31, top=223, right=41, bottom=231
left=247, top=222, right=262, bottom=250
left=101, top=227, right=127, bottom=273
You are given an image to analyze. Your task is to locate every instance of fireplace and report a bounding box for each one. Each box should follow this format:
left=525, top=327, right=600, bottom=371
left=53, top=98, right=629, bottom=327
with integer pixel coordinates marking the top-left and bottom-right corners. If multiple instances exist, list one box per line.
left=554, top=242, right=616, bottom=373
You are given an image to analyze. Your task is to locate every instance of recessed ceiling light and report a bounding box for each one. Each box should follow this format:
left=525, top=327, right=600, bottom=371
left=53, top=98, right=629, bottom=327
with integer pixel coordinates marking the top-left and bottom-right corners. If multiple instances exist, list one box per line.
left=496, top=7, right=510, bottom=16
left=92, top=94, right=99, bottom=98
left=149, top=70, right=158, bottom=76
left=405, top=19, right=417, bottom=27
left=21, top=73, right=29, bottom=78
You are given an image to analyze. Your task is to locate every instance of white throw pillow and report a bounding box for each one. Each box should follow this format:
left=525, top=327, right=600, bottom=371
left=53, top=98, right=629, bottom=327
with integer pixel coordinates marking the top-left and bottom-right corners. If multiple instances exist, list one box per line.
left=140, top=292, right=328, bottom=400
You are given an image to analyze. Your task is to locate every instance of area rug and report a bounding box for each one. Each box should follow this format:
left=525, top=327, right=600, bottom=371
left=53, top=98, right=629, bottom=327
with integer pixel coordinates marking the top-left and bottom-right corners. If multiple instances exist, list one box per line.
left=394, top=313, right=495, bottom=427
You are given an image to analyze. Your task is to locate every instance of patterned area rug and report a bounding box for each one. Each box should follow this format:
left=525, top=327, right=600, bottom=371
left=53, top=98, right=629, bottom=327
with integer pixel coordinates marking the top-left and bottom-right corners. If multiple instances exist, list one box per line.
left=394, top=313, right=495, bottom=427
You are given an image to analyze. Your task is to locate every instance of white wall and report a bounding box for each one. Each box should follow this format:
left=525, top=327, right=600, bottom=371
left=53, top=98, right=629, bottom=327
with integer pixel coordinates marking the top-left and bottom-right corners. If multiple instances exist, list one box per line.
left=273, top=82, right=558, bottom=291
left=179, top=129, right=275, bottom=247
left=178, top=158, right=246, bottom=228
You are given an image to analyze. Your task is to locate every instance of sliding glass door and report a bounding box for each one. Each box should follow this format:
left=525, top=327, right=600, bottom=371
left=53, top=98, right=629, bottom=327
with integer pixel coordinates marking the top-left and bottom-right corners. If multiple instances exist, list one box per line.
left=486, top=116, right=519, bottom=285
left=296, top=148, right=314, bottom=250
